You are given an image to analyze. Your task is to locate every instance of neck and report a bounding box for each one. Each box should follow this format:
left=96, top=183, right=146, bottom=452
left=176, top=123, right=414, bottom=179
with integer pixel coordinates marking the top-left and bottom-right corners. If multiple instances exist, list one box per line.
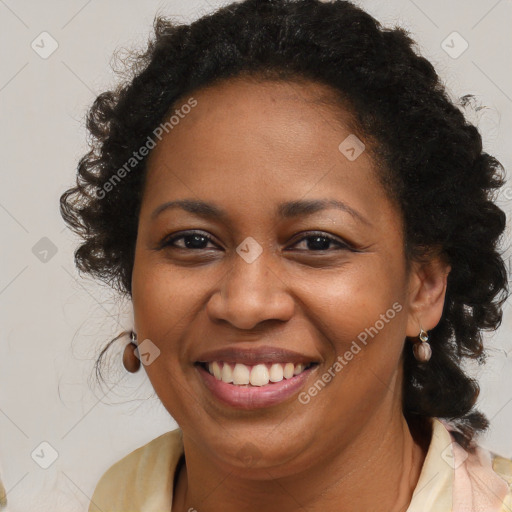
left=172, top=412, right=430, bottom=512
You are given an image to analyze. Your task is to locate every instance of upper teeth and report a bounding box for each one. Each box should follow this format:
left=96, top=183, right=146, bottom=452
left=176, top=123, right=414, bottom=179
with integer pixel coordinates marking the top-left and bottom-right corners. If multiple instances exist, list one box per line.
left=207, top=361, right=309, bottom=386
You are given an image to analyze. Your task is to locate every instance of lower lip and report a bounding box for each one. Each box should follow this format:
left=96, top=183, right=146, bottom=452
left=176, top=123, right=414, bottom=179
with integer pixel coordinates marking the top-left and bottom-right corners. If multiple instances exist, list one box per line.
left=196, top=364, right=318, bottom=410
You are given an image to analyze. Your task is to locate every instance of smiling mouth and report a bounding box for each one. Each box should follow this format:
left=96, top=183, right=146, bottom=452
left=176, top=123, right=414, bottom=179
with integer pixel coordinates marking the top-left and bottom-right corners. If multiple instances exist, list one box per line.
left=195, top=361, right=318, bottom=387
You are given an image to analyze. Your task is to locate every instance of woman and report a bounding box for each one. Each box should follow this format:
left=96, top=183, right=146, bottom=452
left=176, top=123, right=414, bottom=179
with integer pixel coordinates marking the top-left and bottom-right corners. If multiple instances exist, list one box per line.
left=60, top=0, right=512, bottom=510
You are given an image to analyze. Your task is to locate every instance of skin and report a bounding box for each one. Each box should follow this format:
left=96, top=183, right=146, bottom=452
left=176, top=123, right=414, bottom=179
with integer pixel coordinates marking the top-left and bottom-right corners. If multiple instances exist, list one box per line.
left=131, top=77, right=451, bottom=512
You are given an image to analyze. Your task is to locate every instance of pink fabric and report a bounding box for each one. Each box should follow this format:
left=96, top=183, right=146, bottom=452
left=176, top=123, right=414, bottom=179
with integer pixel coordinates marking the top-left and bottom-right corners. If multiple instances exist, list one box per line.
left=438, top=419, right=509, bottom=512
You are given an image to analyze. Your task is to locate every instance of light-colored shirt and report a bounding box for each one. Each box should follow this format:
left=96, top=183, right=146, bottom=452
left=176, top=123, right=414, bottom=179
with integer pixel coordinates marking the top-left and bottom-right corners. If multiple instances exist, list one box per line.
left=88, top=417, right=512, bottom=511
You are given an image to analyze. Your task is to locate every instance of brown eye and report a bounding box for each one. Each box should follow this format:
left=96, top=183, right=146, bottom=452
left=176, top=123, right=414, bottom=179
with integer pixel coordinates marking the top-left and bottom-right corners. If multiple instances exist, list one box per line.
left=159, top=230, right=356, bottom=253
left=161, top=231, right=217, bottom=250
left=289, top=232, right=354, bottom=252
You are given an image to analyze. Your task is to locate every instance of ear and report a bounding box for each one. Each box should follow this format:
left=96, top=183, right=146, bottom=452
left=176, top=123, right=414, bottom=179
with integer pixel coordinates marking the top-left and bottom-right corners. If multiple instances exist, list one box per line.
left=405, top=253, right=451, bottom=338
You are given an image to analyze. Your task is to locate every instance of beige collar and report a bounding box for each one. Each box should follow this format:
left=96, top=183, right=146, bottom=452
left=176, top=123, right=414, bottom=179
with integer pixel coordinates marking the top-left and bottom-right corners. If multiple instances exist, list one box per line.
left=88, top=417, right=511, bottom=511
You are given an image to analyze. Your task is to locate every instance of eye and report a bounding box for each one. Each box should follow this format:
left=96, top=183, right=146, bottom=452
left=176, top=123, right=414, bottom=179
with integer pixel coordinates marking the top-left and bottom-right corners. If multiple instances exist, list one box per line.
left=288, top=231, right=353, bottom=252
left=159, top=230, right=354, bottom=252
left=160, top=230, right=218, bottom=250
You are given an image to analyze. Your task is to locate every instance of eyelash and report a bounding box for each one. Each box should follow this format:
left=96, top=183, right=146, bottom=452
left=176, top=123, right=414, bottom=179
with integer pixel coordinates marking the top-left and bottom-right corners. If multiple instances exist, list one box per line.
left=160, top=230, right=355, bottom=252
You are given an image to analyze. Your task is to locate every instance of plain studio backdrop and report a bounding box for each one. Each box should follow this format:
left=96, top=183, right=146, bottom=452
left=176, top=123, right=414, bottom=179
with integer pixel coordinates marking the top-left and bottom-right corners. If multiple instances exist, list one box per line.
left=0, top=0, right=511, bottom=510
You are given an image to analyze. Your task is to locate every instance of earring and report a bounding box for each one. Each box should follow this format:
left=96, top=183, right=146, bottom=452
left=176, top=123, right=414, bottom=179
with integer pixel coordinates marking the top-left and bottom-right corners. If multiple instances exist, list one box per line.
left=122, top=330, right=141, bottom=373
left=413, top=323, right=432, bottom=362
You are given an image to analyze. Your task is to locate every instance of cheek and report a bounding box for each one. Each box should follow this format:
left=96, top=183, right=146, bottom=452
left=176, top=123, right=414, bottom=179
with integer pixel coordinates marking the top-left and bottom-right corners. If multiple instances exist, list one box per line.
left=295, top=255, right=407, bottom=350
left=132, top=258, right=202, bottom=338
left=131, top=260, right=200, bottom=420
left=295, top=256, right=408, bottom=411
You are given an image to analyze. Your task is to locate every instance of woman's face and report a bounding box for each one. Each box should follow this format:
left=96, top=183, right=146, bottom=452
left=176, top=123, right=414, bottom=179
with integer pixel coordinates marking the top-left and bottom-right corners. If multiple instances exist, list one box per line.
left=131, top=78, right=435, bottom=473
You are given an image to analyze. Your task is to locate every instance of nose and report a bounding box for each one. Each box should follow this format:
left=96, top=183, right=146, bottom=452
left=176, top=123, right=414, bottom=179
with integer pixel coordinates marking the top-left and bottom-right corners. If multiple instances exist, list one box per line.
left=206, top=252, right=295, bottom=330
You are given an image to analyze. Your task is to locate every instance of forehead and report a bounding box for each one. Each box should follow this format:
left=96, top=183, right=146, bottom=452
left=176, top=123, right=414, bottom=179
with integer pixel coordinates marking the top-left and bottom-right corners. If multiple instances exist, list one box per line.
left=140, top=77, right=392, bottom=228
left=145, top=77, right=360, bottom=169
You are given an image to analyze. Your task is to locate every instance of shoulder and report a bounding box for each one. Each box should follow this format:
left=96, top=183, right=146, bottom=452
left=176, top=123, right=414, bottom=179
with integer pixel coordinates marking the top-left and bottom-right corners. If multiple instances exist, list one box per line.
left=88, top=428, right=183, bottom=512
left=491, top=451, right=512, bottom=484
left=435, top=418, right=512, bottom=510
left=490, top=451, right=512, bottom=512
left=0, top=475, right=6, bottom=508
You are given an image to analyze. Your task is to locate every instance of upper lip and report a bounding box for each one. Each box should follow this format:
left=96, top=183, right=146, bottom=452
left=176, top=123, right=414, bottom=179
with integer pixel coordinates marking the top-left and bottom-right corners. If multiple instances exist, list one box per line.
left=195, top=345, right=320, bottom=365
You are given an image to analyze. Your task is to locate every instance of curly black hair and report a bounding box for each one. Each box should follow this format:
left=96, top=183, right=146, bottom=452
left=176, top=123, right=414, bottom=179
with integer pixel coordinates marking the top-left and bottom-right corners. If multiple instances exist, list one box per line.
left=59, top=0, right=509, bottom=449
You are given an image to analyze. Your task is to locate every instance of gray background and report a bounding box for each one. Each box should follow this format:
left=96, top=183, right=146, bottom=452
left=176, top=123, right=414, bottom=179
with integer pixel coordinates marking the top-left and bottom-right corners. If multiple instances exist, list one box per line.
left=0, top=0, right=511, bottom=510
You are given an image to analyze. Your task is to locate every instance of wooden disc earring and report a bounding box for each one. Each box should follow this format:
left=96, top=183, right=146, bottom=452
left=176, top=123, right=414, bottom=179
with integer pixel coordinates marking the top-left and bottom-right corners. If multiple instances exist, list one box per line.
left=413, top=322, right=432, bottom=362
left=123, top=330, right=141, bottom=373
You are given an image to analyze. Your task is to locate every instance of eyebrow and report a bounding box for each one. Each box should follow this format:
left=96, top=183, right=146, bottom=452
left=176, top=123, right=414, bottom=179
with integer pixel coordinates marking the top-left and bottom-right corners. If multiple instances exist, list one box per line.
left=150, top=198, right=371, bottom=226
